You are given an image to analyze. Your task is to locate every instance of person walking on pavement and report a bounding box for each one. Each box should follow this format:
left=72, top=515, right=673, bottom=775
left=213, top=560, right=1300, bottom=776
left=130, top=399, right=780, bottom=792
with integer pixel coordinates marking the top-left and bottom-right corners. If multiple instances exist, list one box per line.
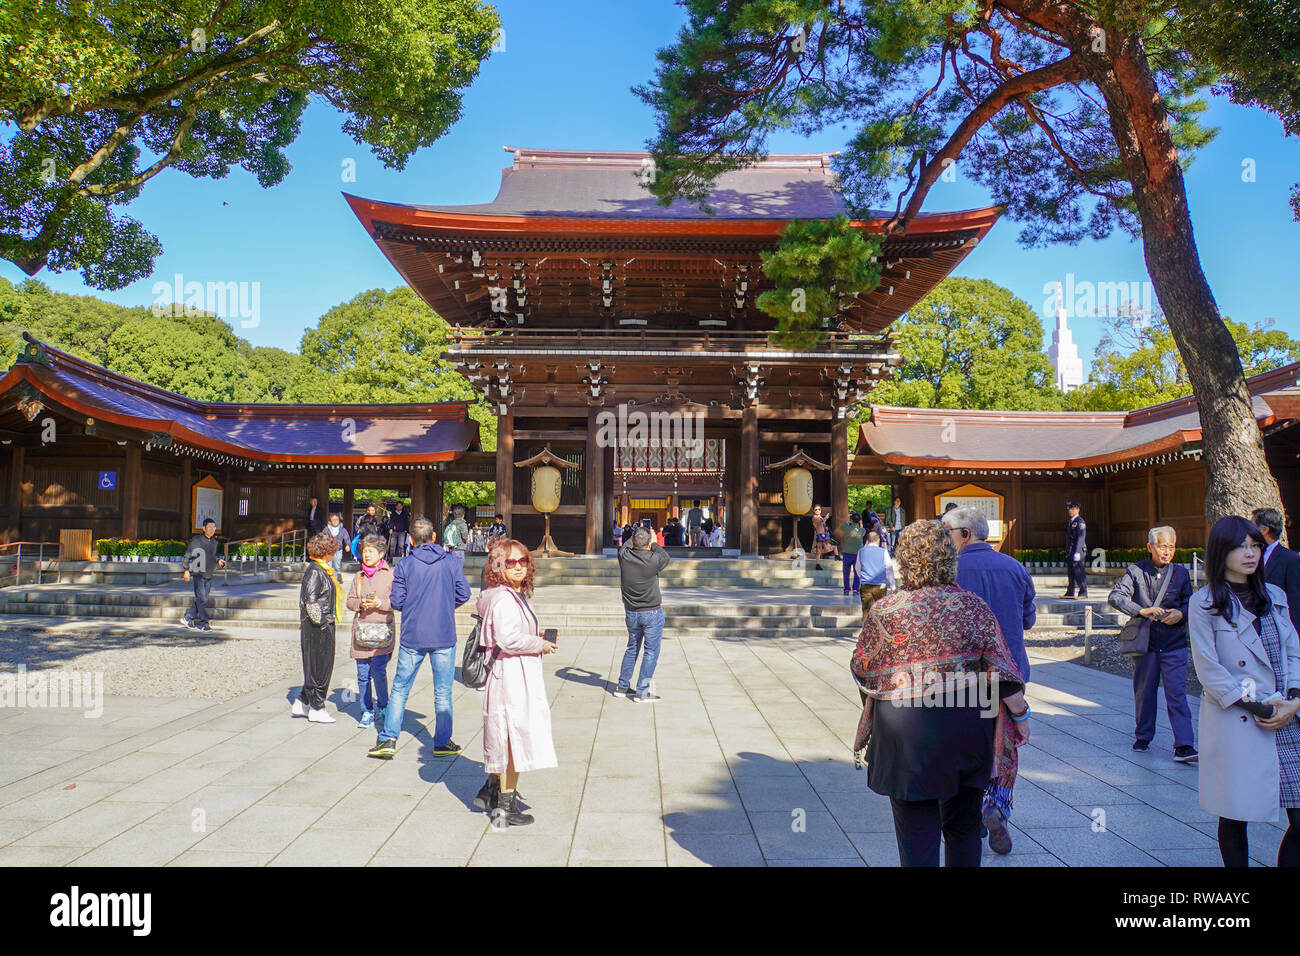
left=347, top=534, right=396, bottom=731
left=367, top=517, right=472, bottom=759
left=839, top=511, right=865, bottom=595
left=182, top=518, right=225, bottom=631
left=293, top=532, right=343, bottom=723
left=614, top=526, right=671, bottom=702
left=305, top=496, right=326, bottom=536
left=323, top=512, right=351, bottom=574
left=943, top=507, right=1037, bottom=855
left=1064, top=501, right=1088, bottom=598
left=886, top=496, right=906, bottom=553
left=387, top=500, right=411, bottom=562
left=474, top=537, right=558, bottom=829
left=856, top=530, right=896, bottom=623
left=1108, top=526, right=1196, bottom=762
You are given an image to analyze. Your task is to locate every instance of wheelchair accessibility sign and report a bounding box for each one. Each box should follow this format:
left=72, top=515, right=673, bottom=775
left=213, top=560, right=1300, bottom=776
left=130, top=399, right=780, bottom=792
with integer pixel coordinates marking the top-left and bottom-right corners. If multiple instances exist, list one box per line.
left=98, top=471, right=117, bottom=490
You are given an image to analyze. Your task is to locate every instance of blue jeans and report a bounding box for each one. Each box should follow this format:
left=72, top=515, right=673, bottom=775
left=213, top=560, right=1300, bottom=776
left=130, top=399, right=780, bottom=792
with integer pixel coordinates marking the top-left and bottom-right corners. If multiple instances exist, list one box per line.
left=619, top=608, right=665, bottom=695
left=331, top=550, right=344, bottom=574
left=380, top=644, right=456, bottom=745
left=187, top=575, right=212, bottom=625
left=356, top=653, right=390, bottom=714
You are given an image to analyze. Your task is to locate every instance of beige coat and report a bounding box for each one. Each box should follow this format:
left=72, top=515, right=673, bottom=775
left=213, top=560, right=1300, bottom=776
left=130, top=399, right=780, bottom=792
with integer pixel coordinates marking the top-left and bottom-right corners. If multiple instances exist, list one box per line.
left=1189, top=583, right=1300, bottom=822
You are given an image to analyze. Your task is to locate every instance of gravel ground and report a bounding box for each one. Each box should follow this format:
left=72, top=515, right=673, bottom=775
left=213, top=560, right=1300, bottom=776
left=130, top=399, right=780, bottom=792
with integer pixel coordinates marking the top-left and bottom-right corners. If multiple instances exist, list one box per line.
left=1025, top=628, right=1203, bottom=697
left=0, top=626, right=351, bottom=701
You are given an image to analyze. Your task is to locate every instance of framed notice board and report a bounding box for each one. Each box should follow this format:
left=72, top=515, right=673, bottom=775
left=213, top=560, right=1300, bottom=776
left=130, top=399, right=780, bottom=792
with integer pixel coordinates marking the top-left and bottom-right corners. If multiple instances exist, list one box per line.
left=192, top=476, right=224, bottom=533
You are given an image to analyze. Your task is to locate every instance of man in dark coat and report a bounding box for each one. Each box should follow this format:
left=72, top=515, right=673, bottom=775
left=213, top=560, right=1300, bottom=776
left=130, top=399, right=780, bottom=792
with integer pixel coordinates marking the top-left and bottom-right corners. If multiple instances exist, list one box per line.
left=182, top=518, right=225, bottom=631
left=1108, top=526, right=1196, bottom=762
left=1253, top=507, right=1300, bottom=636
left=305, top=496, right=326, bottom=535
left=1064, top=500, right=1088, bottom=598
left=388, top=500, right=411, bottom=561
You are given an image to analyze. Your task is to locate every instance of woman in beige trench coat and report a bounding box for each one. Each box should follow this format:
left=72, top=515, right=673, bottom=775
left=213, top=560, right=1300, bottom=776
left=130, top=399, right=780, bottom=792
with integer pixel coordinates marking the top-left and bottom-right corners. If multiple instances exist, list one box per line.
left=1190, top=515, right=1300, bottom=867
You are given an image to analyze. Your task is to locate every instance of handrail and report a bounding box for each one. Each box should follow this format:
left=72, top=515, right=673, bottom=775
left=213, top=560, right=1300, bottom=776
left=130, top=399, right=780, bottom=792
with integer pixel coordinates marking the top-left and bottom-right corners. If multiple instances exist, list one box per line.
left=1, top=541, right=59, bottom=587
left=221, top=529, right=307, bottom=585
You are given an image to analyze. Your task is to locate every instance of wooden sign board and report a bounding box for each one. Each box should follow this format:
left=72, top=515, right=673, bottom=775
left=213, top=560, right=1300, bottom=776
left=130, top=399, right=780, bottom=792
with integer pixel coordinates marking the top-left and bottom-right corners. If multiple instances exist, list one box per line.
left=935, top=483, right=1006, bottom=540
left=192, top=475, right=224, bottom=533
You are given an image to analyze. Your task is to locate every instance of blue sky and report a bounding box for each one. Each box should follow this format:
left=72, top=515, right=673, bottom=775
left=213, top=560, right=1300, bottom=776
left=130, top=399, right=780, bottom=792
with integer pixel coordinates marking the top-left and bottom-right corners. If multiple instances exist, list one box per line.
left=5, top=0, right=1299, bottom=372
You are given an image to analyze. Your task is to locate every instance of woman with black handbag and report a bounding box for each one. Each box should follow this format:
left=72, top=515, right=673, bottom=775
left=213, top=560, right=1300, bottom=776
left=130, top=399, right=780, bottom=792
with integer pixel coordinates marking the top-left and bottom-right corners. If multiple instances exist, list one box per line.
left=346, top=534, right=396, bottom=730
left=1108, top=526, right=1196, bottom=760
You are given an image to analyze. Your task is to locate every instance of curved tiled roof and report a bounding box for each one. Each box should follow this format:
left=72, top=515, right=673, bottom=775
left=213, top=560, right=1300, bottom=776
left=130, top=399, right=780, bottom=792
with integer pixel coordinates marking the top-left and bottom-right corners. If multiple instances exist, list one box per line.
left=2, top=335, right=480, bottom=465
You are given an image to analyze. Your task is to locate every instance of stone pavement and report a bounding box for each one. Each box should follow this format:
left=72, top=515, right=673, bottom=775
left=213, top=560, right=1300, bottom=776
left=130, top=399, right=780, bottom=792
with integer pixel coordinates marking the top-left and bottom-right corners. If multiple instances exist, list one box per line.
left=0, top=626, right=1280, bottom=866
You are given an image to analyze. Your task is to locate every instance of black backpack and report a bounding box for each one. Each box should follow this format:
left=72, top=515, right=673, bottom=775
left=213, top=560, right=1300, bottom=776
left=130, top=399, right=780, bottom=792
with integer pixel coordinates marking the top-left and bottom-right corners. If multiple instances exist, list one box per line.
left=459, top=614, right=499, bottom=689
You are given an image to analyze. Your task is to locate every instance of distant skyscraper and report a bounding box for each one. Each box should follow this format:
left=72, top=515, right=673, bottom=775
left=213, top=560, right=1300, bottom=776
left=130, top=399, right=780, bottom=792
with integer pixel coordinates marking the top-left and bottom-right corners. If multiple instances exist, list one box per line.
left=1048, top=281, right=1084, bottom=392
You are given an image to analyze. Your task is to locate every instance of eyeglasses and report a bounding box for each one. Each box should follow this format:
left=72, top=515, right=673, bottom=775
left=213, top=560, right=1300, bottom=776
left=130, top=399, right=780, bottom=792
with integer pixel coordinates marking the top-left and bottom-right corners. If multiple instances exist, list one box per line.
left=504, top=556, right=531, bottom=568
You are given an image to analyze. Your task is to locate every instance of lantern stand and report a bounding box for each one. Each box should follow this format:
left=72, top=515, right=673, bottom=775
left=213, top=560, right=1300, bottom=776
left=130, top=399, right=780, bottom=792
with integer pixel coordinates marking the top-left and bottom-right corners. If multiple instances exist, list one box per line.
left=514, top=444, right=579, bottom=558
left=763, top=447, right=832, bottom=560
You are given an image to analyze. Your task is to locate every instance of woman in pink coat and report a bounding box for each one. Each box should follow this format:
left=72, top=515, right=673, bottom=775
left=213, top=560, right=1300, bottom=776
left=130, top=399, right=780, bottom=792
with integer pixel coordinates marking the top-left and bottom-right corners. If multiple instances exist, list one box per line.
left=475, top=537, right=557, bottom=829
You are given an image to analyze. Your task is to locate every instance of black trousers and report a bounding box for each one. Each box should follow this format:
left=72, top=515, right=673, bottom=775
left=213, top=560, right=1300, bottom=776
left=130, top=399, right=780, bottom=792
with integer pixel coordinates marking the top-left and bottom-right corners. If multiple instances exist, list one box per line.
left=1066, top=558, right=1088, bottom=595
left=890, top=786, right=984, bottom=867
left=298, top=620, right=335, bottom=711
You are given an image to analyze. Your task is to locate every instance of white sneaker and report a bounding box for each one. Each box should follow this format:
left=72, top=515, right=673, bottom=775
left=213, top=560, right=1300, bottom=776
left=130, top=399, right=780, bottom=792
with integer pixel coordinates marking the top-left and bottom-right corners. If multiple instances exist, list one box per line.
left=291, top=699, right=306, bottom=717
left=307, top=708, right=335, bottom=723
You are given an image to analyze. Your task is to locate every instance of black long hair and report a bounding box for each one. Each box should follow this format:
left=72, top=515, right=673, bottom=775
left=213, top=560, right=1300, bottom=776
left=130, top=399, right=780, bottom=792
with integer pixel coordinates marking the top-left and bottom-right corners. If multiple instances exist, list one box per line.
left=1201, top=515, right=1269, bottom=623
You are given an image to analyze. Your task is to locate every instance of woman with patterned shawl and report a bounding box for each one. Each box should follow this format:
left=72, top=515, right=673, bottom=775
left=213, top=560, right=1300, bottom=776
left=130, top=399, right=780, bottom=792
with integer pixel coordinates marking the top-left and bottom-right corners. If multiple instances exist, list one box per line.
left=851, top=519, right=1031, bottom=866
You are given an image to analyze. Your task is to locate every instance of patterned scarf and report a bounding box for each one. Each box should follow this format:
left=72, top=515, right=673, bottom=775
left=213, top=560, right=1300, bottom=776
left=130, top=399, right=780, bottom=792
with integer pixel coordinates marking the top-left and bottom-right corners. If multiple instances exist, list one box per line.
left=851, top=585, right=1024, bottom=814
left=312, top=558, right=345, bottom=621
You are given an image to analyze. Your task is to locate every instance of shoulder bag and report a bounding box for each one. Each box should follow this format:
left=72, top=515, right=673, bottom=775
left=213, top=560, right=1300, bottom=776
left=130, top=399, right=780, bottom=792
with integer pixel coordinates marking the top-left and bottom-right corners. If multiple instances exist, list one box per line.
left=1119, top=565, right=1174, bottom=657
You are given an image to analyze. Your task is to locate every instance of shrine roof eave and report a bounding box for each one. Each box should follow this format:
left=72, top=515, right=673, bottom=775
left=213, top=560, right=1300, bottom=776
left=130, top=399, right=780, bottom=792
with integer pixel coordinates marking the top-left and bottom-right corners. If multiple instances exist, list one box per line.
left=343, top=192, right=1002, bottom=242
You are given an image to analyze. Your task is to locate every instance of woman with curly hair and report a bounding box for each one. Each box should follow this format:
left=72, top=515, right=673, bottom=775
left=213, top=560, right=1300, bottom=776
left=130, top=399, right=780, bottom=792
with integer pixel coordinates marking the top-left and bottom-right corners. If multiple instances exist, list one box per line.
left=294, top=531, right=343, bottom=724
left=851, top=519, right=1030, bottom=866
left=474, top=537, right=557, bottom=829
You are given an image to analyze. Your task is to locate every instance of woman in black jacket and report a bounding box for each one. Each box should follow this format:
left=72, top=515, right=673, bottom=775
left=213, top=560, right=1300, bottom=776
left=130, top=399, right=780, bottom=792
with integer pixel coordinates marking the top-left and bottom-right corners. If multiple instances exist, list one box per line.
left=293, top=532, right=343, bottom=724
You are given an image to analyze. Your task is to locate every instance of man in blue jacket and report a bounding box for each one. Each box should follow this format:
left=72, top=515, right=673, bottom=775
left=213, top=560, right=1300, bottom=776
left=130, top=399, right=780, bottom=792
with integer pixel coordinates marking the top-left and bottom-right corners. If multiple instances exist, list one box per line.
left=367, top=517, right=471, bottom=760
left=943, top=507, right=1037, bottom=856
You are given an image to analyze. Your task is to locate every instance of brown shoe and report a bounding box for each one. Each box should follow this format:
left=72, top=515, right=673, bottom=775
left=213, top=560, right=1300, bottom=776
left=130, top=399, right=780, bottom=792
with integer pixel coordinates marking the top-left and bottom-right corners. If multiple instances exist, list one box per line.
left=983, top=807, right=1012, bottom=855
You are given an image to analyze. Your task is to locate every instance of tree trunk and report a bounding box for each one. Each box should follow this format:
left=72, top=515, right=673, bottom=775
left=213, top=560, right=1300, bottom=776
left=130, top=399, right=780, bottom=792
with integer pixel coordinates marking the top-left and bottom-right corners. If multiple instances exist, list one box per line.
left=1093, top=36, right=1284, bottom=537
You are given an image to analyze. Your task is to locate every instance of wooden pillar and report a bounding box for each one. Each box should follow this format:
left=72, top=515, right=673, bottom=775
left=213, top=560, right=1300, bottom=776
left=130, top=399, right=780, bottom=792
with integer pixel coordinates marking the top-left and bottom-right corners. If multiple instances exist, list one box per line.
left=313, top=470, right=329, bottom=508
left=431, top=476, right=444, bottom=533
left=342, top=486, right=354, bottom=528
left=410, top=469, right=426, bottom=518
left=831, top=417, right=849, bottom=534
left=1146, top=465, right=1158, bottom=530
left=1010, top=474, right=1023, bottom=553
left=913, top=475, right=929, bottom=521
left=496, top=410, right=514, bottom=530
left=585, top=407, right=605, bottom=554
left=121, top=444, right=142, bottom=540
left=6, top=445, right=24, bottom=543
left=180, top=457, right=192, bottom=537
left=741, top=404, right=759, bottom=555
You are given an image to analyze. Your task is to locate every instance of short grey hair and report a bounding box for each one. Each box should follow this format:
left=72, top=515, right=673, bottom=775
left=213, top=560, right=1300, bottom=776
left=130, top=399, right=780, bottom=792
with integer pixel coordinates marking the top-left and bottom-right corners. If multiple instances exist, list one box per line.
left=632, top=527, right=652, bottom=549
left=1148, top=526, right=1177, bottom=545
left=410, top=517, right=435, bottom=545
left=1252, top=508, right=1284, bottom=540
left=942, top=507, right=988, bottom=541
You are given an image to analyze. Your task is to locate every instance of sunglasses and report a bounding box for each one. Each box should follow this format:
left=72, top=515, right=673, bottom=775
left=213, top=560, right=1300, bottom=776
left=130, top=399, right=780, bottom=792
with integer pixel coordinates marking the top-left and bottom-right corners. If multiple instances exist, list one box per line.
left=504, top=556, right=531, bottom=568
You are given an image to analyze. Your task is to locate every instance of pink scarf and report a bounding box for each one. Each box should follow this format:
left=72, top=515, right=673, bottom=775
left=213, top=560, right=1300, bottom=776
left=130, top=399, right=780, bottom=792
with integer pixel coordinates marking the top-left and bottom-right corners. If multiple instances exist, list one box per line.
left=360, top=558, right=388, bottom=579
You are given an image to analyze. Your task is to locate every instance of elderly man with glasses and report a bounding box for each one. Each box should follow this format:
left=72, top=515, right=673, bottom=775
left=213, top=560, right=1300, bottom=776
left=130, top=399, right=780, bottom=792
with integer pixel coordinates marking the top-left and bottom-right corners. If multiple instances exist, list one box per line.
left=942, top=507, right=1037, bottom=855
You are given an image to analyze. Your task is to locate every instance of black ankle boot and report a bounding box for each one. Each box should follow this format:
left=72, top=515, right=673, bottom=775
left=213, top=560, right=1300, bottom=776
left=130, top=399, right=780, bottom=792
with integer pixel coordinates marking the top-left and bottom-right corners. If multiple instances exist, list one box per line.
left=474, top=775, right=500, bottom=812
left=490, top=791, right=534, bottom=829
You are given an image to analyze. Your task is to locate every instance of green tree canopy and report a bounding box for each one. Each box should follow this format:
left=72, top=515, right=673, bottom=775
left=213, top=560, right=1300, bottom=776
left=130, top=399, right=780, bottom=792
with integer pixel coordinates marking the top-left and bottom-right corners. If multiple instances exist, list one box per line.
left=0, top=0, right=499, bottom=287
left=868, top=277, right=1062, bottom=411
left=1071, top=311, right=1300, bottom=411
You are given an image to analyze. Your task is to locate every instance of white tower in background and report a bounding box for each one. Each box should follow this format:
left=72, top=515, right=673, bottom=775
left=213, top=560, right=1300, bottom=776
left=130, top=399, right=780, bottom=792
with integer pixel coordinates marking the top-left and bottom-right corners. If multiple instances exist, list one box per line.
left=1048, top=280, right=1084, bottom=392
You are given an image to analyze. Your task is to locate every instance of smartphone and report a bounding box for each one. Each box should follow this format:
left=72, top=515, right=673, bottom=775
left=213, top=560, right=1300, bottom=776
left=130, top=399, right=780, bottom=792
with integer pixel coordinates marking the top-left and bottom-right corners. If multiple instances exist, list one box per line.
left=544, top=627, right=558, bottom=644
